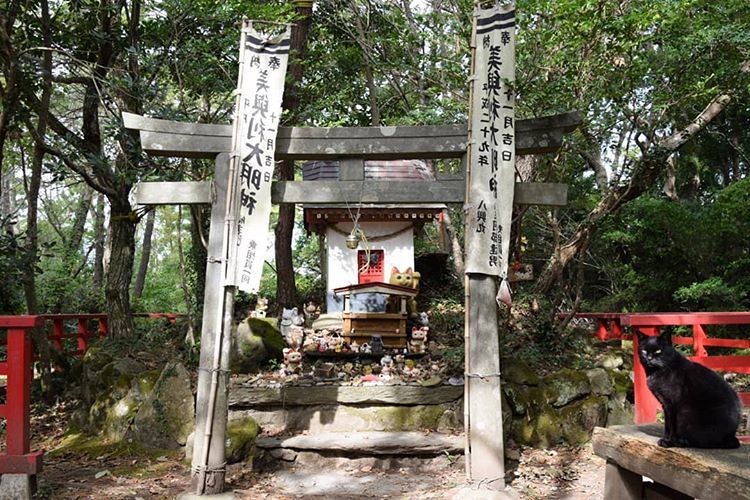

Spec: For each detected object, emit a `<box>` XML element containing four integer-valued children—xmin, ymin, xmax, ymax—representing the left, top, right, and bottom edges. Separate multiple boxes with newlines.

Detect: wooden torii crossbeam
<box><xmin>123</xmin><ymin>110</ymin><xmax>580</xmax><ymax>493</ymax></box>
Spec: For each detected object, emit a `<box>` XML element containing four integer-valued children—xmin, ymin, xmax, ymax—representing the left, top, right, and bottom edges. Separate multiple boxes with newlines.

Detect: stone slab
<box><xmin>256</xmin><ymin>431</ymin><xmax>464</xmax><ymax>455</ymax></box>
<box><xmin>592</xmin><ymin>424</ymin><xmax>750</xmax><ymax>499</ymax></box>
<box><xmin>228</xmin><ymin>384</ymin><xmax>463</xmax><ymax>407</ymax></box>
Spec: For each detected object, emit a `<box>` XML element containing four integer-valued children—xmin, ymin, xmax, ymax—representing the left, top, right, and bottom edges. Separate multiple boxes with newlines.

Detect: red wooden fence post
<box><xmin>0</xmin><ymin>315</ymin><xmax>43</xmax><ymax>475</ymax></box>
<box><xmin>98</xmin><ymin>316</ymin><xmax>108</xmax><ymax>340</ymax></box>
<box><xmin>633</xmin><ymin>326</ymin><xmax>660</xmax><ymax>424</ymax></box>
<box><xmin>692</xmin><ymin>324</ymin><xmax>708</xmax><ymax>358</ymax></box>
<box><xmin>6</xmin><ymin>326</ymin><xmax>32</xmax><ymax>457</ymax></box>
<box><xmin>50</xmin><ymin>318</ymin><xmax>64</xmax><ymax>351</ymax></box>
<box><xmin>76</xmin><ymin>318</ymin><xmax>89</xmax><ymax>354</ymax></box>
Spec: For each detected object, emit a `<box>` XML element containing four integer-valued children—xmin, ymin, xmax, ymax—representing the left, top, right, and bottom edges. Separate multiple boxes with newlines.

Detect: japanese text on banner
<box><xmin>466</xmin><ymin>3</ymin><xmax>516</xmax><ymax>281</ymax></box>
<box><xmin>232</xmin><ymin>24</ymin><xmax>289</xmax><ymax>292</ymax></box>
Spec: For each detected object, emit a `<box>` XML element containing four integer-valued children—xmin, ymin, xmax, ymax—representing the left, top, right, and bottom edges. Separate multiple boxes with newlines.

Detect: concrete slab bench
<box><xmin>592</xmin><ymin>424</ymin><xmax>750</xmax><ymax>500</ymax></box>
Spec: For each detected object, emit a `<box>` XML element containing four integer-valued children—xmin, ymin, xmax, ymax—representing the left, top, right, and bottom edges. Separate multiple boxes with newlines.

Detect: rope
<box><xmin>329</xmin><ymin>223</ymin><xmax>413</xmax><ymax>241</ymax></box>
<box><xmin>465</xmin><ymin>372</ymin><xmax>502</xmax><ymax>381</ymax></box>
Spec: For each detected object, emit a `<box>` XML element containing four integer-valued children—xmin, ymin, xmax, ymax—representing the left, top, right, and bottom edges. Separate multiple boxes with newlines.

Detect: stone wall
<box><xmin>502</xmin><ymin>359</ymin><xmax>634</xmax><ymax>447</ymax></box>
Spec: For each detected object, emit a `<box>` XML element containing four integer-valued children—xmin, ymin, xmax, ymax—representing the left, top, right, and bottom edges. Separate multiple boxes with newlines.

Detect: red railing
<box><xmin>40</xmin><ymin>313</ymin><xmax>182</xmax><ymax>356</ymax></box>
<box><xmin>0</xmin><ymin>312</ymin><xmax>183</xmax><ymax>477</ymax></box>
<box><xmin>569</xmin><ymin>312</ymin><xmax>750</xmax><ymax>436</ymax></box>
<box><xmin>0</xmin><ymin>315</ymin><xmax>44</xmax><ymax>475</ymax></box>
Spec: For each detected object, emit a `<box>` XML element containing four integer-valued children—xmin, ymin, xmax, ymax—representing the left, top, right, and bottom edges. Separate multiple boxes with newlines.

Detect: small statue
<box><xmin>380</xmin><ymin>354</ymin><xmax>394</xmax><ymax>379</ymax></box>
<box><xmin>304</xmin><ymin>301</ymin><xmax>321</xmax><ymax>325</ymax></box>
<box><xmin>370</xmin><ymin>334</ymin><xmax>385</xmax><ymax>354</ymax></box>
<box><xmin>409</xmin><ymin>326</ymin><xmax>428</xmax><ymax>354</ymax></box>
<box><xmin>250</xmin><ymin>297</ymin><xmax>269</xmax><ymax>318</ymax></box>
<box><xmin>350</xmin><ymin>340</ymin><xmax>360</xmax><ymax>353</ymax></box>
<box><xmin>419</xmin><ymin>311</ymin><xmax>430</xmax><ymax>327</ymax></box>
<box><xmin>282</xmin><ymin>347</ymin><xmax>303</xmax><ymax>375</ymax></box>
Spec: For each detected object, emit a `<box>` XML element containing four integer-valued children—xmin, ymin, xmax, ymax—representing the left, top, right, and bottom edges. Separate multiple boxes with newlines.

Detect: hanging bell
<box><xmin>345</xmin><ymin>231</ymin><xmax>360</xmax><ymax>249</ymax></box>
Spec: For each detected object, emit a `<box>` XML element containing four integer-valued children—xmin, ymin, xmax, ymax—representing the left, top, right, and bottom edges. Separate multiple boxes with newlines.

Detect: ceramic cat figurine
<box><xmin>637</xmin><ymin>330</ymin><xmax>741</xmax><ymax>449</ymax></box>
<box><xmin>386</xmin><ymin>266</ymin><xmax>420</xmax><ymax>317</ymax></box>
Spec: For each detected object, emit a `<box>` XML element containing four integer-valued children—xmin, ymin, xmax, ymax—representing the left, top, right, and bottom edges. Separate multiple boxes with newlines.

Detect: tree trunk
<box><xmin>67</xmin><ymin>185</ymin><xmax>93</xmax><ymax>254</ymax></box>
<box><xmin>92</xmin><ymin>192</ymin><xmax>106</xmax><ymax>293</ymax></box>
<box><xmin>442</xmin><ymin>208</ymin><xmax>465</xmax><ymax>276</ymax></box>
<box><xmin>133</xmin><ymin>208</ymin><xmax>155</xmax><ymax>298</ymax></box>
<box><xmin>275</xmin><ymin>1</ymin><xmax>313</xmax><ymax>308</ymax></box>
<box><xmin>26</xmin><ymin>0</ymin><xmax>54</xmax><ymax>402</ymax></box>
<box><xmin>0</xmin><ymin>1</ymin><xmax>23</xmax><ymax>194</ymax></box>
<box><xmin>177</xmin><ymin>206</ymin><xmax>196</xmax><ymax>346</ymax></box>
<box><xmin>105</xmin><ymin>199</ymin><xmax>136</xmax><ymax>338</ymax></box>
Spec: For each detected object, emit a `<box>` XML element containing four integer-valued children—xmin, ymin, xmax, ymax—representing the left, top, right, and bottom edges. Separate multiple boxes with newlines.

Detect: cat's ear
<box><xmin>391</xmin><ymin>266</ymin><xmax>399</xmax><ymax>274</ymax></box>
<box><xmin>658</xmin><ymin>329</ymin><xmax>672</xmax><ymax>345</ymax></box>
<box><xmin>636</xmin><ymin>330</ymin><xmax>648</xmax><ymax>343</ymax></box>
<box><xmin>405</xmin><ymin>267</ymin><xmax>413</xmax><ymax>274</ymax></box>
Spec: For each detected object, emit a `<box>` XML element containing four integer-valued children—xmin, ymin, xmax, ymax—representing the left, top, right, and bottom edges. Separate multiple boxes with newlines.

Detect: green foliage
<box><xmin>592</xmin><ymin>178</ymin><xmax>750</xmax><ymax>311</ymax></box>
<box><xmin>0</xmin><ymin>219</ymin><xmax>26</xmax><ymax>314</ymax></box>
<box><xmin>292</xmin><ymin>226</ymin><xmax>325</xmax><ymax>306</ymax></box>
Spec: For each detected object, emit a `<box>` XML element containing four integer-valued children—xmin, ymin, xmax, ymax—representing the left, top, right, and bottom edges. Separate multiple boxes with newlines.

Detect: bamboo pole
<box><xmin>462</xmin><ymin>5</ymin><xmax>480</xmax><ymax>481</ymax></box>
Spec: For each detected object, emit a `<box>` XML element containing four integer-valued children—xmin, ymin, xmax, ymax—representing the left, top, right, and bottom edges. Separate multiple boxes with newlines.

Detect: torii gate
<box><xmin>124</xmin><ymin>109</ymin><xmax>579</xmax><ymax>494</ymax></box>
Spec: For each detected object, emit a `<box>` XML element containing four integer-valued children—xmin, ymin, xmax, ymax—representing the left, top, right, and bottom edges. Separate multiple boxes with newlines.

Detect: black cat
<box><xmin>637</xmin><ymin>330</ymin><xmax>741</xmax><ymax>449</ymax></box>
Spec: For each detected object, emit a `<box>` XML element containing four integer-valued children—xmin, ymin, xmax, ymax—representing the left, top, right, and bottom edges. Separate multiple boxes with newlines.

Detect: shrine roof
<box><xmin>303</xmin><ymin>160</ymin><xmax>436</xmax><ymax>181</ymax></box>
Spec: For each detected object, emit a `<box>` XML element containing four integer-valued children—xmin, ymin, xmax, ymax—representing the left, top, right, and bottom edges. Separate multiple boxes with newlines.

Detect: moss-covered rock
<box><xmin>231</xmin><ymin>318</ymin><xmax>285</xmax><ymax>373</ymax></box>
<box><xmin>226</xmin><ymin>416</ymin><xmax>261</xmax><ymax>464</ymax></box>
<box><xmin>503</xmin><ymin>383</ymin><xmax>547</xmax><ymax>416</ymax></box>
<box><xmin>606</xmin><ymin>394</ymin><xmax>635</xmax><ymax>426</ymax></box>
<box><xmin>559</xmin><ymin>395</ymin><xmax>608</xmax><ymax>445</ymax></box>
<box><xmin>544</xmin><ymin>369</ymin><xmax>591</xmax><ymax>407</ymax></box>
<box><xmin>102</xmin><ymin>370</ymin><xmax>160</xmax><ymax>442</ymax></box>
<box><xmin>609</xmin><ymin>369</ymin><xmax>634</xmax><ymax>399</ymax></box>
<box><xmin>130</xmin><ymin>362</ymin><xmax>194</xmax><ymax>449</ymax></box>
<box><xmin>511</xmin><ymin>406</ymin><xmax>561</xmax><ymax>448</ymax></box>
<box><xmin>586</xmin><ymin>368</ymin><xmax>613</xmax><ymax>396</ymax></box>
<box><xmin>502</xmin><ymin>359</ymin><xmax>541</xmax><ymax>386</ymax></box>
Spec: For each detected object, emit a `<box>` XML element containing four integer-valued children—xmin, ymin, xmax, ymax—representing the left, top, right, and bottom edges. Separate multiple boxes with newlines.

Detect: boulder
<box><xmin>511</xmin><ymin>407</ymin><xmax>561</xmax><ymax>448</ymax></box>
<box><xmin>130</xmin><ymin>362</ymin><xmax>195</xmax><ymax>449</ymax></box>
<box><xmin>226</xmin><ymin>416</ymin><xmax>261</xmax><ymax>464</ymax></box>
<box><xmin>544</xmin><ymin>369</ymin><xmax>591</xmax><ymax>407</ymax></box>
<box><xmin>502</xmin><ymin>359</ymin><xmax>541</xmax><ymax>386</ymax></box>
<box><xmin>559</xmin><ymin>395</ymin><xmax>608</xmax><ymax>445</ymax></box>
<box><xmin>586</xmin><ymin>368</ymin><xmax>614</xmax><ymax>396</ymax></box>
<box><xmin>101</xmin><ymin>370</ymin><xmax>160</xmax><ymax>441</ymax></box>
<box><xmin>503</xmin><ymin>383</ymin><xmax>546</xmax><ymax>416</ymax></box>
<box><xmin>231</xmin><ymin>318</ymin><xmax>285</xmax><ymax>373</ymax></box>
<box><xmin>76</xmin><ymin>354</ymin><xmax>148</xmax><ymax>429</ymax></box>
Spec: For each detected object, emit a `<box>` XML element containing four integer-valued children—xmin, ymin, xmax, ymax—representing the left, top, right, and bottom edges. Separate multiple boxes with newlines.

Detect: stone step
<box><xmin>254</xmin><ymin>431</ymin><xmax>465</xmax><ymax>472</ymax></box>
<box><xmin>257</xmin><ymin>431</ymin><xmax>464</xmax><ymax>455</ymax></box>
<box><xmin>229</xmin><ymin>384</ymin><xmax>464</xmax><ymax>435</ymax></box>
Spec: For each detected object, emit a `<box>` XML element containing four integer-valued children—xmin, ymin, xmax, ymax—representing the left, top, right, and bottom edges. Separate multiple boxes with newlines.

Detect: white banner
<box><xmin>465</xmin><ymin>3</ymin><xmax>516</xmax><ymax>292</ymax></box>
<box><xmin>231</xmin><ymin>22</ymin><xmax>290</xmax><ymax>292</ymax></box>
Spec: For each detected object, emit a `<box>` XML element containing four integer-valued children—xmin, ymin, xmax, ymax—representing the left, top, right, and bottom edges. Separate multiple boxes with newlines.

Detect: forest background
<box><xmin>1</xmin><ymin>0</ymin><xmax>749</xmax><ymax>367</ymax></box>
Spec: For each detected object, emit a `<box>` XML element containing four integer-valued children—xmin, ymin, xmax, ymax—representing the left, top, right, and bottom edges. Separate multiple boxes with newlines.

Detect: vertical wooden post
<box><xmin>76</xmin><ymin>318</ymin><xmax>88</xmax><ymax>353</ymax></box>
<box><xmin>466</xmin><ymin>275</ymin><xmax>506</xmax><ymax>488</ymax></box>
<box><xmin>6</xmin><ymin>326</ymin><xmax>32</xmax><ymax>457</ymax></box>
<box><xmin>50</xmin><ymin>318</ymin><xmax>64</xmax><ymax>351</ymax></box>
<box><xmin>191</xmin><ymin>153</ymin><xmax>233</xmax><ymax>494</ymax></box>
<box><xmin>633</xmin><ymin>327</ymin><xmax>660</xmax><ymax>423</ymax></box>
<box><xmin>98</xmin><ymin>316</ymin><xmax>108</xmax><ymax>340</ymax></box>
<box><xmin>692</xmin><ymin>323</ymin><xmax>707</xmax><ymax>358</ymax></box>
<box><xmin>604</xmin><ymin>461</ymin><xmax>643</xmax><ymax>500</ymax></box>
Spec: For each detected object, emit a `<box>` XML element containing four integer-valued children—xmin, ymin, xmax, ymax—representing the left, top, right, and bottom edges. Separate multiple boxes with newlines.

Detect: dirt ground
<box><xmin>30</xmin><ymin>401</ymin><xmax>605</xmax><ymax>500</ymax></box>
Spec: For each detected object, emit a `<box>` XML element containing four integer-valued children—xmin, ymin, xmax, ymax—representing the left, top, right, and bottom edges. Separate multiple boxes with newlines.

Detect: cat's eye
<box><xmin>655</xmin><ymin>349</ymin><xmax>661</xmax><ymax>354</ymax></box>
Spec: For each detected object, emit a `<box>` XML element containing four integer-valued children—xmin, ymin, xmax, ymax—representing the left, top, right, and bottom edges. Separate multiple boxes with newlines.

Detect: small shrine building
<box><xmin>303</xmin><ymin>160</ymin><xmax>444</xmax><ymax>313</ymax></box>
